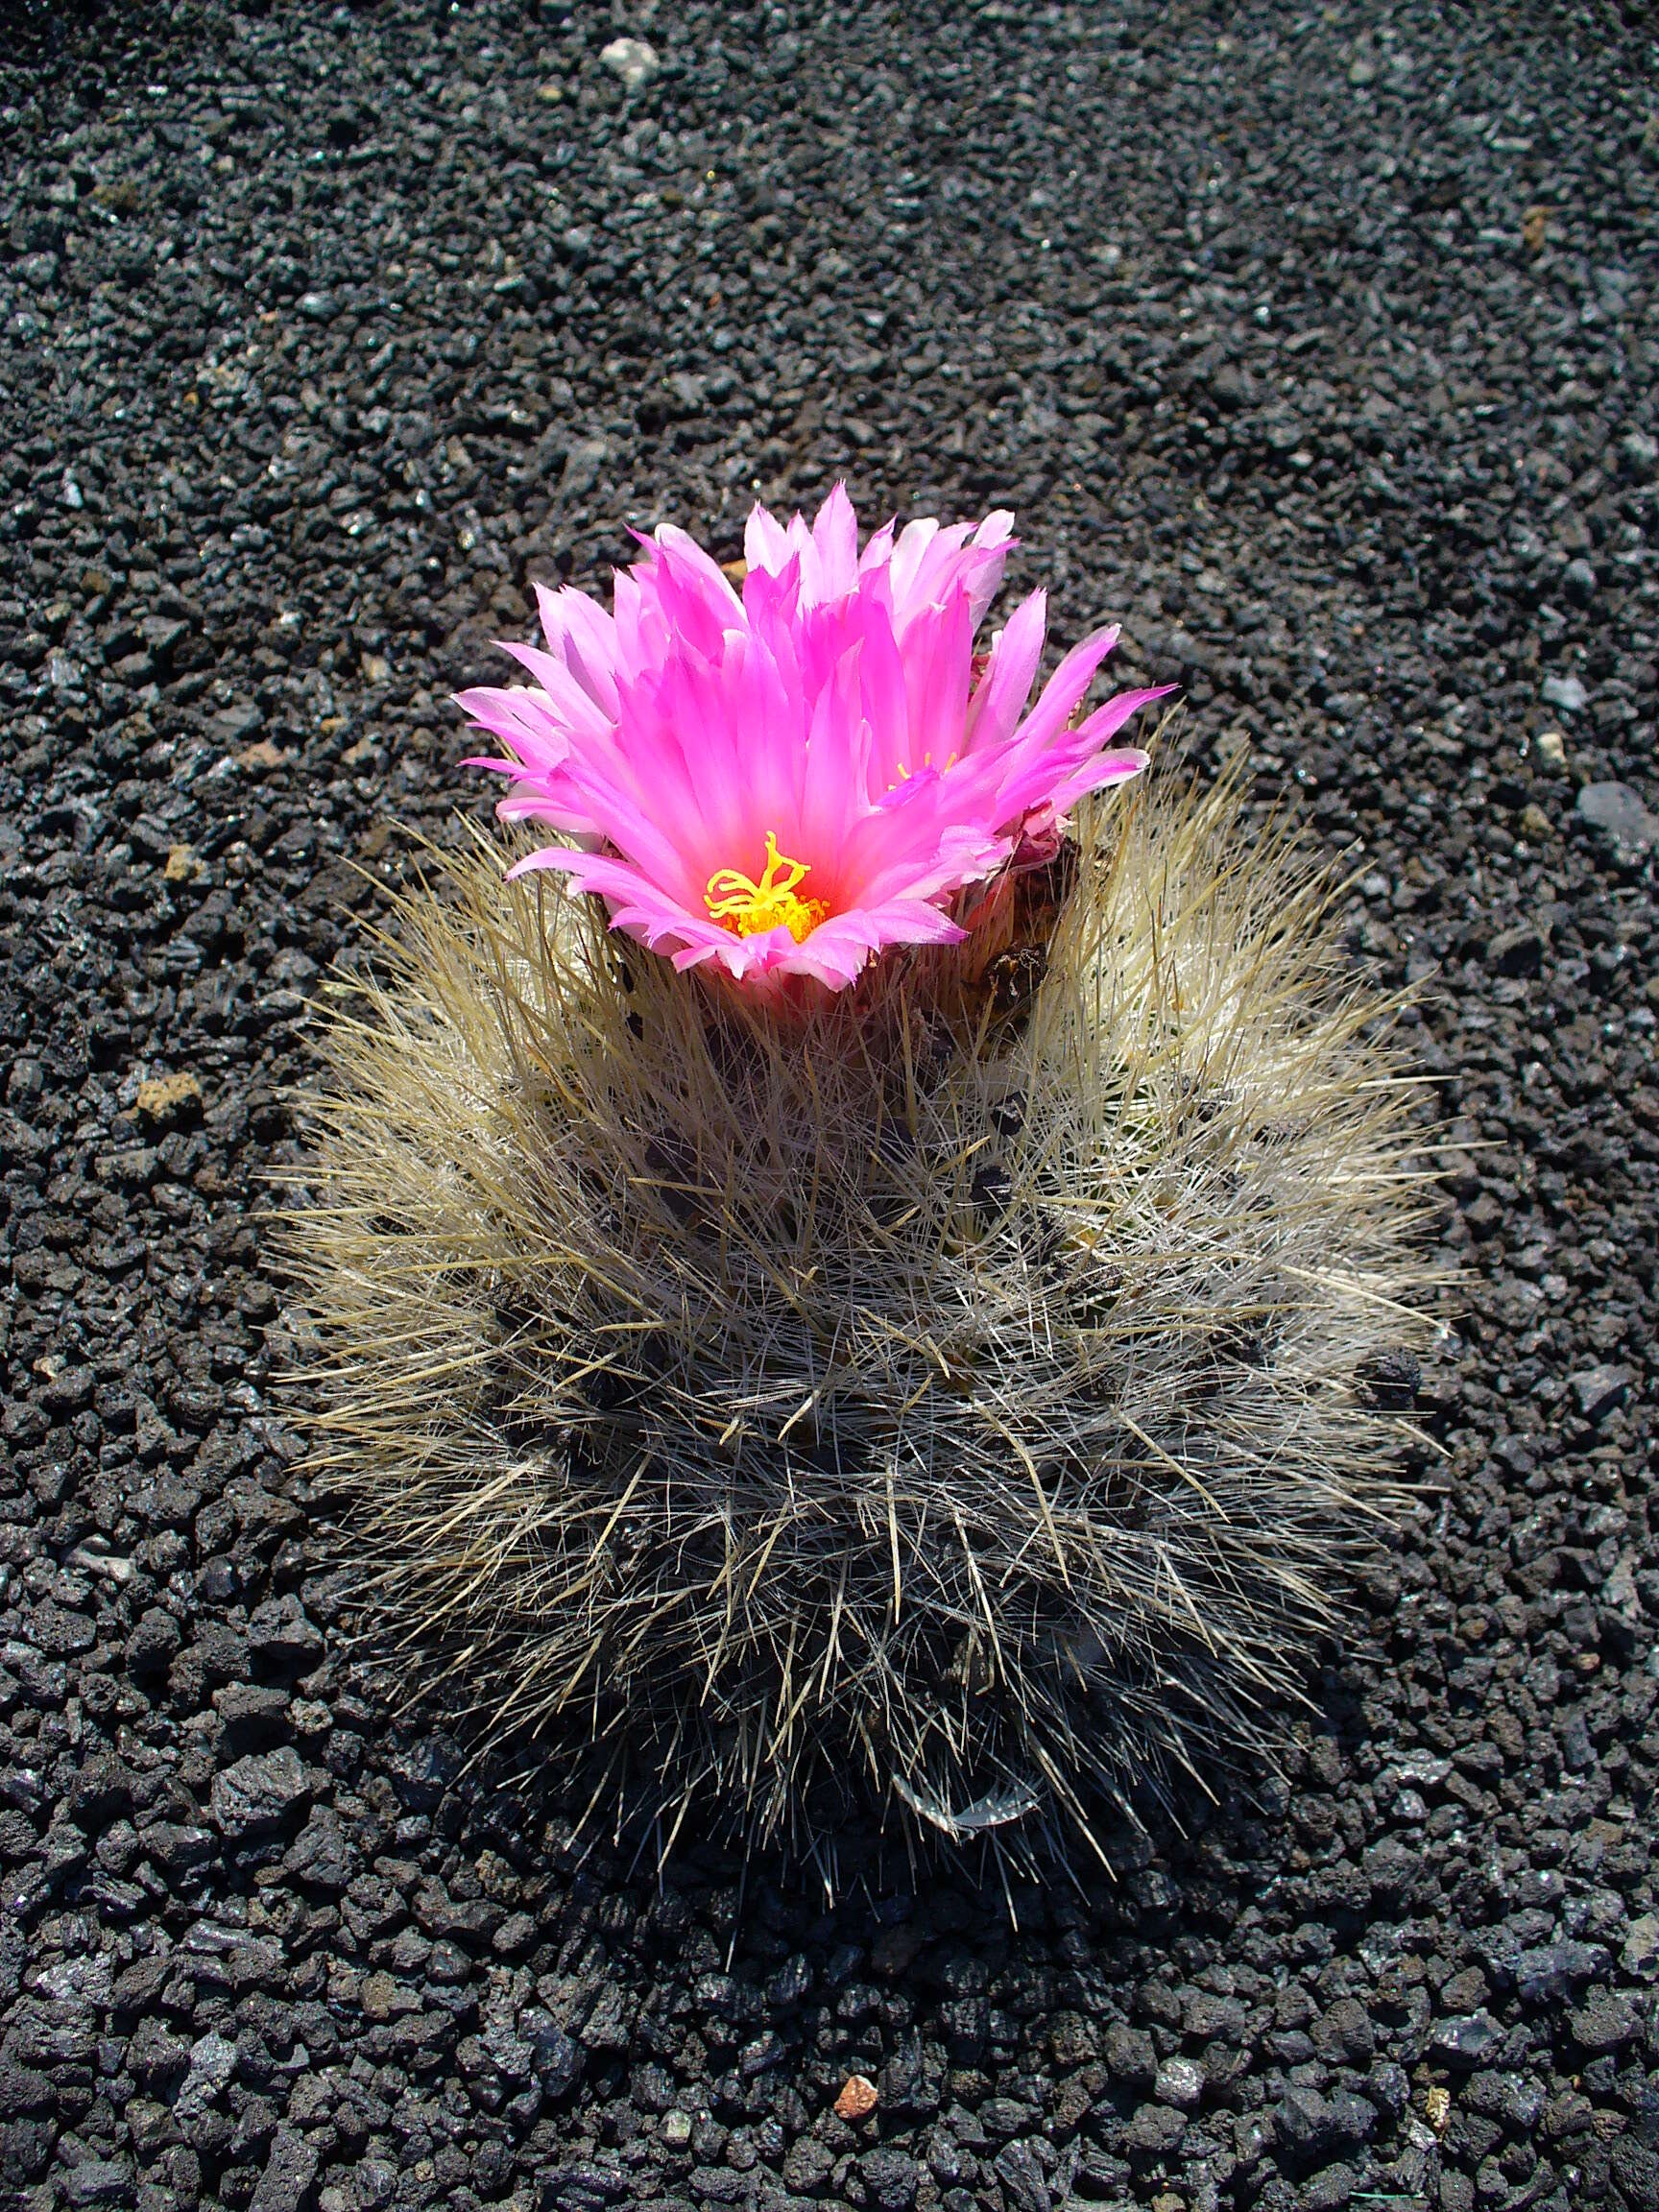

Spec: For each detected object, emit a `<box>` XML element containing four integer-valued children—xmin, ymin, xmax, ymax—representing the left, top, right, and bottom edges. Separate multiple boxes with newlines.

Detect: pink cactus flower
<box><xmin>459</xmin><ymin>485</ymin><xmax>1171</xmax><ymax>992</ymax></box>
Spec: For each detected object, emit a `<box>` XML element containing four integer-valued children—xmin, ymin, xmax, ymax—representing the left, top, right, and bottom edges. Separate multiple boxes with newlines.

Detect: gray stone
<box><xmin>129</xmin><ymin>2016</ymin><xmax>192</xmax><ymax>2091</ymax></box>
<box><xmin>142</xmin><ymin>1820</ymin><xmax>216</xmax><ymax>1874</ymax></box>
<box><xmin>1577</xmin><ymin>781</ymin><xmax>1658</xmax><ymax>855</ymax></box>
<box><xmin>281</xmin><ymin>1807</ymin><xmax>356</xmax><ymax>1891</ymax></box>
<box><xmin>782</xmin><ymin>2135</ymin><xmax>833</xmax><ymax>2192</ymax></box>
<box><xmin>1102</xmin><ymin>2020</ymin><xmax>1157</xmax><ymax>2088</ymax></box>
<box><xmin>1398</xmin><ymin>1751</ymin><xmax>1451</xmax><ymax>1787</ymax></box>
<box><xmin>132</xmin><ymin>1392</ymin><xmax>177</xmax><ymax>1465</ymax></box>
<box><xmin>1364</xmin><ymin>2060</ymin><xmax>1410</xmax><ymax>2119</ymax></box>
<box><xmin>1569</xmin><ymin>1364</ymin><xmax>1632</xmax><ymax>1423</ymax></box>
<box><xmin>492</xmin><ymin>1910</ymin><xmax>538</xmax><ymax>1958</ymax></box>
<box><xmin>767</xmin><ymin>1952</ymin><xmax>812</xmax><ymax>2007</ymax></box>
<box><xmin>126</xmin><ymin>1608</ymin><xmax>182</xmax><ymax>1675</ymax></box>
<box><xmin>542</xmin><ymin>2159</ymin><xmax>629</xmax><ymax>2212</ymax></box>
<box><xmin>1072</xmin><ymin>2144</ymin><xmax>1132</xmax><ymax>2198</ymax></box>
<box><xmin>386</xmin><ymin>1734</ymin><xmax>463</xmax><ymax>1810</ymax></box>
<box><xmin>519</xmin><ymin>2006</ymin><xmax>580</xmax><ymax>2096</ymax></box>
<box><xmin>1515</xmin><ymin>1939</ymin><xmax>1605</xmax><ymax>2003</ymax></box>
<box><xmin>876</xmin><ymin>2026</ymin><xmax>942</xmax><ymax>2114</ymax></box>
<box><xmin>354</xmin><ymin>2161</ymin><xmax>397</xmax><ymax>2211</ymax></box>
<box><xmin>559</xmin><ymin>435</ymin><xmax>610</xmax><ymax>500</ymax></box>
<box><xmin>175</xmin><ymin>2029</ymin><xmax>237</xmax><ymax>2121</ymax></box>
<box><xmin>1544</xmin><ymin>672</ymin><xmax>1588</xmax><ymax>713</ymax></box>
<box><xmin>1153</xmin><ymin>2056</ymin><xmax>1206</xmax><ymax>2107</ymax></box>
<box><xmin>1563</xmin><ymin>557</ymin><xmax>1599</xmax><ymax>605</ymax></box>
<box><xmin>26</xmin><ymin>1600</ymin><xmax>95</xmax><ymax>1655</ymax></box>
<box><xmin>215</xmin><ymin>1682</ymin><xmax>292</xmax><ymax>1743</ymax></box>
<box><xmin>1123</xmin><ymin>2102</ymin><xmax>1187</xmax><ymax>2154</ymax></box>
<box><xmin>1363</xmin><ymin>1834</ymin><xmax>1422</xmax><ymax>1900</ymax></box>
<box><xmin>1622</xmin><ymin>1913</ymin><xmax>1659</xmax><ymax>1978</ymax></box>
<box><xmin>1431</xmin><ymin>2010</ymin><xmax>1503</xmax><ymax>2064</ymax></box>
<box><xmin>738</xmin><ymin>2028</ymin><xmax>783</xmax><ymax>2077</ymax></box>
<box><xmin>1330</xmin><ymin>2089</ymin><xmax>1377</xmax><ymax>2150</ymax></box>
<box><xmin>1558</xmin><ymin>1708</ymin><xmax>1597</xmax><ymax>1773</ymax></box>
<box><xmin>991</xmin><ymin>2141</ymin><xmax>1048</xmax><ymax>2212</ymax></box>
<box><xmin>1463</xmin><ymin>2071</ymin><xmax>1545</xmax><ymax>2129</ymax></box>
<box><xmin>207</xmin><ymin>699</ymin><xmax>264</xmax><ymax>746</ymax></box>
<box><xmin>1303</xmin><ymin>2164</ymin><xmax>1357</xmax><ymax>2212</ymax></box>
<box><xmin>478</xmin><ymin>2008</ymin><xmax>536</xmax><ymax>2084</ymax></box>
<box><xmin>599</xmin><ymin>36</ymin><xmax>660</xmax><ymax>91</ymax></box>
<box><xmin>1570</xmin><ymin>1989</ymin><xmax>1646</xmax><ymax>2054</ymax></box>
<box><xmin>980</xmin><ymin>2097</ymin><xmax>1040</xmax><ymax>2139</ymax></box>
<box><xmin>1485</xmin><ymin>923</ymin><xmax>1548</xmax><ymax>976</ymax></box>
<box><xmin>209</xmin><ymin>1747</ymin><xmax>310</xmax><ymax>1841</ymax></box>
<box><xmin>1614</xmin><ymin>2137</ymin><xmax>1659</xmax><ymax>2209</ymax></box>
<box><xmin>1312</xmin><ymin>1996</ymin><xmax>1376</xmax><ymax>2063</ymax></box>
<box><xmin>139</xmin><ymin>613</ymin><xmax>188</xmax><ymax>657</ymax></box>
<box><xmin>1275</xmin><ymin>2082</ymin><xmax>1378</xmax><ymax>2160</ymax></box>
<box><xmin>247</xmin><ymin>1594</ymin><xmax>324</xmax><ymax>1669</ymax></box>
<box><xmin>1184</xmin><ymin>1990</ymin><xmax>1250</xmax><ymax>2041</ymax></box>
<box><xmin>250</xmin><ymin>2123</ymin><xmax>319</xmax><ymax>2212</ymax></box>
<box><xmin>860</xmin><ymin>2146</ymin><xmax>922</xmax><ymax>2212</ymax></box>
<box><xmin>1606</xmin><ymin>1552</ymin><xmax>1643</xmax><ymax>1615</ymax></box>
<box><xmin>1235</xmin><ymin>2111</ymin><xmax>1275</xmax><ymax>2167</ymax></box>
<box><xmin>62</xmin><ymin>2161</ymin><xmax>132</xmax><ymax>2207</ymax></box>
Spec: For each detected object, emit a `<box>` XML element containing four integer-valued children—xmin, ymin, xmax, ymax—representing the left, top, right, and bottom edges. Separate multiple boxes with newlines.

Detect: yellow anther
<box><xmin>706</xmin><ymin>830</ymin><xmax>829</xmax><ymax>944</ymax></box>
<box><xmin>886</xmin><ymin>750</ymin><xmax>958</xmax><ymax>793</ymax></box>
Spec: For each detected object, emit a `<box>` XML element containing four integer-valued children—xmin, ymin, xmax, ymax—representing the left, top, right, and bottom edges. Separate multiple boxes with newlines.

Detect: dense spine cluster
<box><xmin>289</xmin><ymin>774</ymin><xmax>1432</xmax><ymax>1858</ymax></box>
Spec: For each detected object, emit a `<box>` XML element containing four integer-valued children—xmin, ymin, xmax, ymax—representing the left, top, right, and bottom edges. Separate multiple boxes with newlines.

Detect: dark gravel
<box><xmin>4</xmin><ymin>4</ymin><xmax>1659</xmax><ymax>2211</ymax></box>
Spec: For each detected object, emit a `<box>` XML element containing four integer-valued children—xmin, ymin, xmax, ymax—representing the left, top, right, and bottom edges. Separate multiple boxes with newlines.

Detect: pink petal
<box><xmin>1017</xmin><ymin>623</ymin><xmax>1121</xmax><ymax>750</ymax></box>
<box><xmin>494</xmin><ymin>642</ymin><xmax>619</xmax><ymax>746</ymax></box>
<box><xmin>534</xmin><ymin>583</ymin><xmax>620</xmax><ymax>716</ymax></box>
<box><xmin>1046</xmin><ymin>747</ymin><xmax>1152</xmax><ymax>817</ymax></box>
<box><xmin>897</xmin><ymin>586</ymin><xmax>973</xmax><ymax>786</ymax></box>
<box><xmin>809</xmin><ymin>482</ymin><xmax>861</xmax><ymax>603</ymax></box>
<box><xmin>453</xmin><ymin>685</ymin><xmax>574</xmax><ymax>780</ymax></box>
<box><xmin>962</xmin><ymin>589</ymin><xmax>1047</xmax><ymax>755</ymax></box>
<box><xmin>744</xmin><ymin>500</ymin><xmax>793</xmax><ymax>574</ymax></box>
<box><xmin>858</xmin><ymin>516</ymin><xmax>898</xmax><ymax>573</ymax></box>
<box><xmin>886</xmin><ymin>516</ymin><xmax>944</xmax><ymax>618</ymax></box>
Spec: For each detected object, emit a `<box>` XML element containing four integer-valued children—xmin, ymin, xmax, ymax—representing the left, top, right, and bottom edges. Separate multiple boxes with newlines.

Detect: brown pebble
<box><xmin>236</xmin><ymin>738</ymin><xmax>291</xmax><ymax>771</ymax></box>
<box><xmin>834</xmin><ymin>2073</ymin><xmax>878</xmax><ymax>2120</ymax></box>
<box><xmin>134</xmin><ymin>1071</ymin><xmax>204</xmax><ymax>1123</ymax></box>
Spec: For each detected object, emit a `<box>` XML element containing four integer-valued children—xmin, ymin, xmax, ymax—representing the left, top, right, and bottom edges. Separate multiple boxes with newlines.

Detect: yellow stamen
<box><xmin>887</xmin><ymin>750</ymin><xmax>958</xmax><ymax>793</ymax></box>
<box><xmin>706</xmin><ymin>831</ymin><xmax>829</xmax><ymax>944</ymax></box>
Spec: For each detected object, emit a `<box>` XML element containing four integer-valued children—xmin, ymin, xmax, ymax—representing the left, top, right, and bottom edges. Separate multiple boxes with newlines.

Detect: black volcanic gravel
<box><xmin>4</xmin><ymin>5</ymin><xmax>1659</xmax><ymax>2211</ymax></box>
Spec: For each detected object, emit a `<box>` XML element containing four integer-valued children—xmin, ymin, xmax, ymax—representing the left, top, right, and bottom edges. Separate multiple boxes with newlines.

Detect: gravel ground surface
<box><xmin>5</xmin><ymin>3</ymin><xmax>1659</xmax><ymax>2210</ymax></box>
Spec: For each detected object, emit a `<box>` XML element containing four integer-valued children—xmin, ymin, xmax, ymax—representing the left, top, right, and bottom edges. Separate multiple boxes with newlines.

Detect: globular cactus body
<box><xmin>291</xmin><ymin>772</ymin><xmax>1432</xmax><ymax>1858</ymax></box>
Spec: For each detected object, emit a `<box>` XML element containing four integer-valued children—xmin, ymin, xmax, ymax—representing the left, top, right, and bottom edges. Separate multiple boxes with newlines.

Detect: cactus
<box><xmin>287</xmin><ymin>767</ymin><xmax>1432</xmax><ymax>1859</ymax></box>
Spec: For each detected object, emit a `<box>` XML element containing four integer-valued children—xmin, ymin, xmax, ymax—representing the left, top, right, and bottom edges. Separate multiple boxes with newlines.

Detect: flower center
<box><xmin>706</xmin><ymin>830</ymin><xmax>829</xmax><ymax>944</ymax></box>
